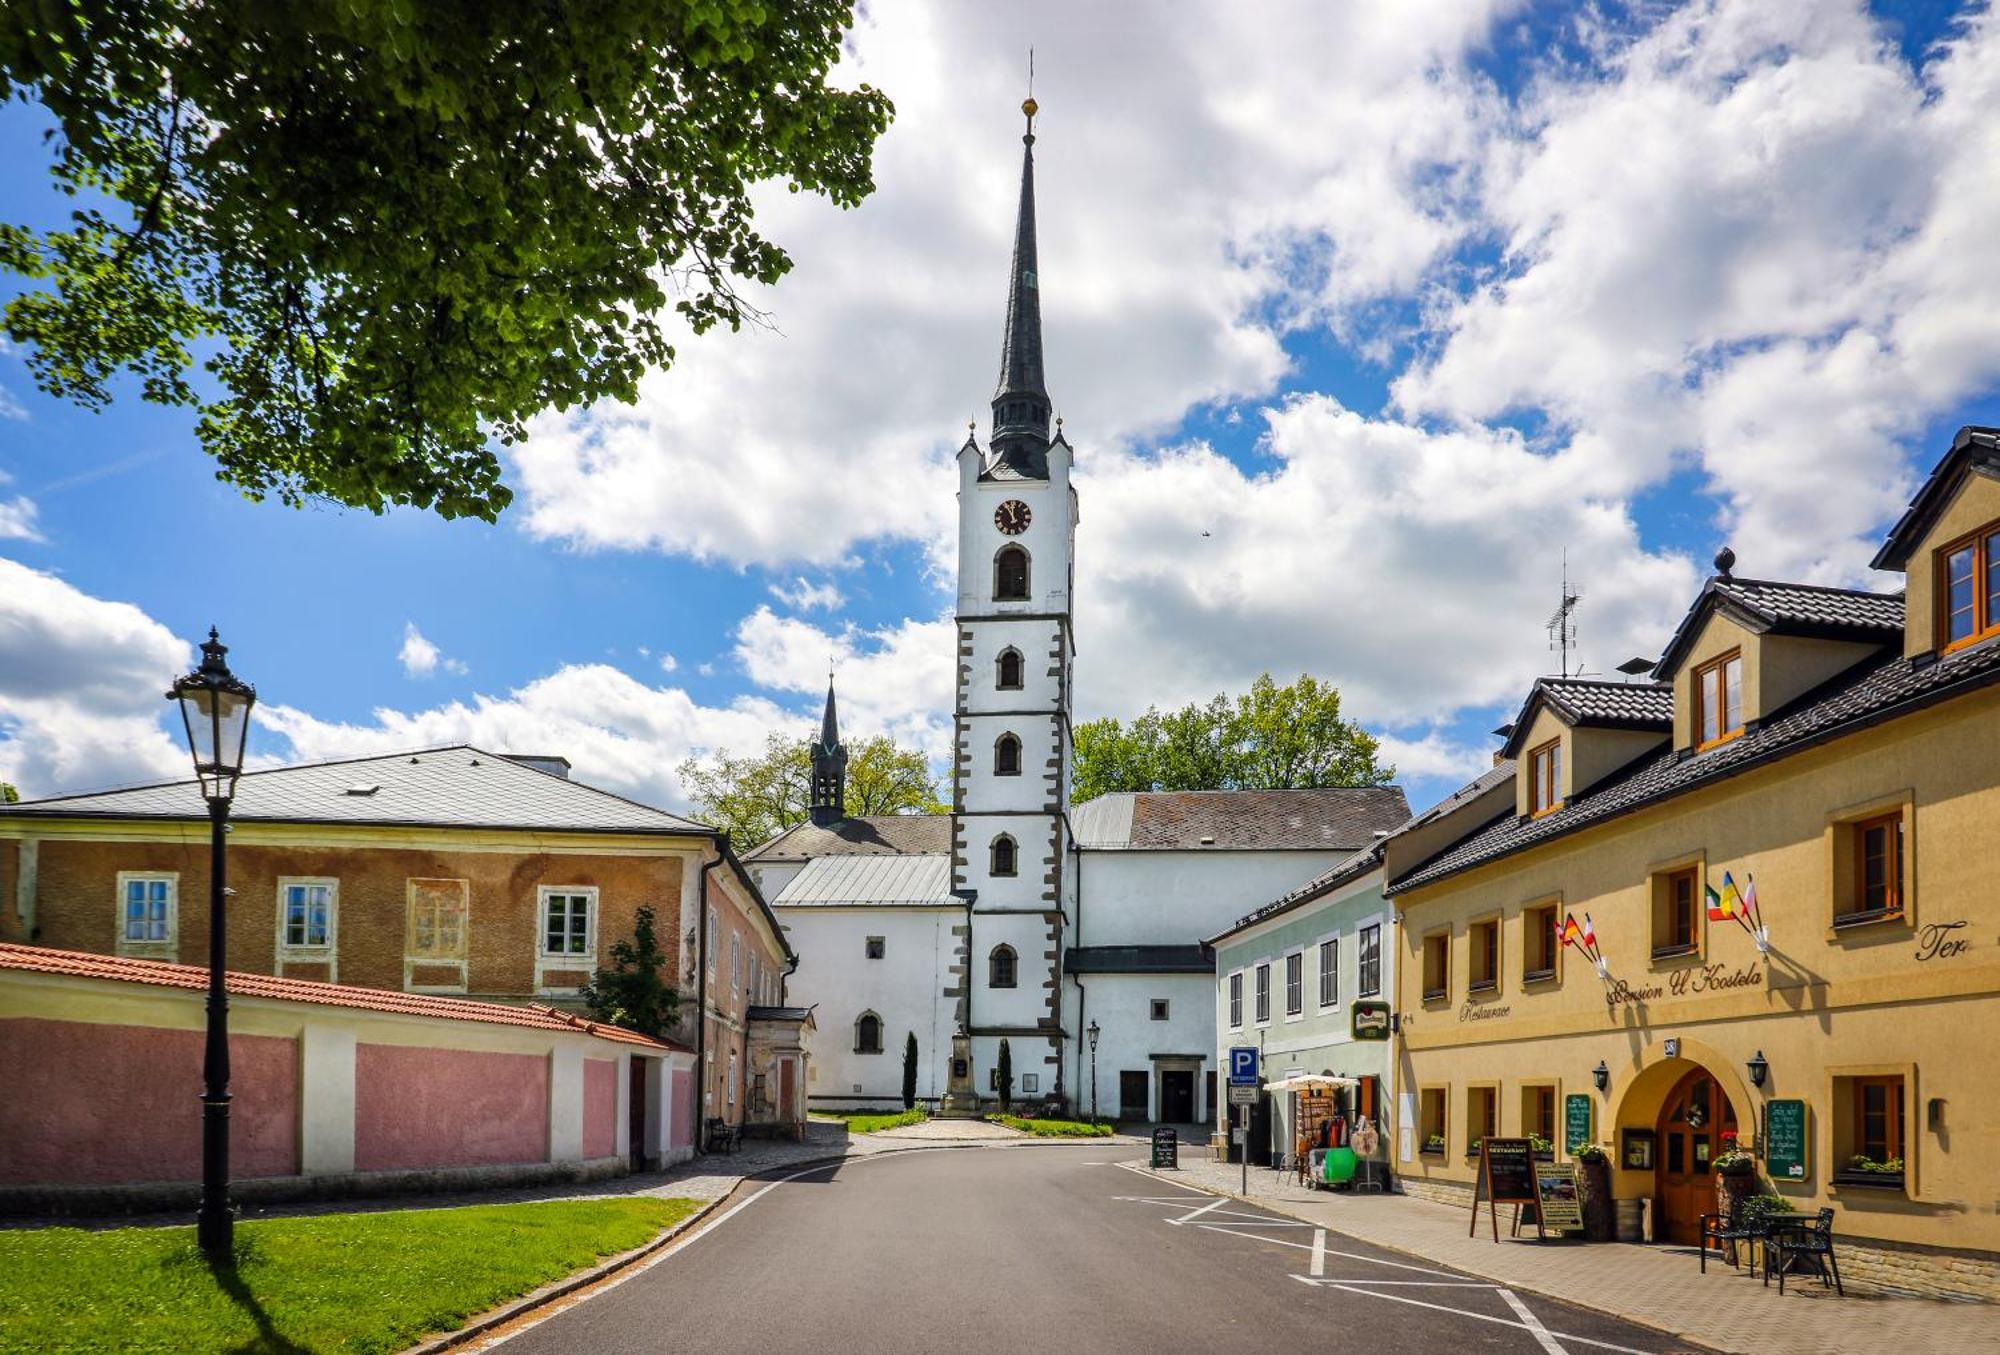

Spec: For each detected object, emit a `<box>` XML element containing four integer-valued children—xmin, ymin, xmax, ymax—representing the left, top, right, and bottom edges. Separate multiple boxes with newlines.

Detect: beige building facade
<box><xmin>1386</xmin><ymin>427</ymin><xmax>2000</xmax><ymax>1300</ymax></box>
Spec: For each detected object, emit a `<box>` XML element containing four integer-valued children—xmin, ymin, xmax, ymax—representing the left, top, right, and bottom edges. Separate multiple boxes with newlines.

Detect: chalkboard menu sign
<box><xmin>1469</xmin><ymin>1137</ymin><xmax>1537</xmax><ymax>1241</ymax></box>
<box><xmin>1764</xmin><ymin>1099</ymin><xmax>1808</xmax><ymax>1181</ymax></box>
<box><xmin>1151</xmin><ymin>1126</ymin><xmax>1179</xmax><ymax>1170</ymax></box>
<box><xmin>1564</xmin><ymin>1093</ymin><xmax>1593</xmax><ymax>1155</ymax></box>
<box><xmin>1532</xmin><ymin>1163</ymin><xmax>1585</xmax><ymax>1233</ymax></box>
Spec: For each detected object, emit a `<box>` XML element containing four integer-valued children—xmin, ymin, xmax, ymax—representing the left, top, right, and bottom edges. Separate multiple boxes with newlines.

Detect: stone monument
<box><xmin>938</xmin><ymin>1028</ymin><xmax>983</xmax><ymax>1119</ymax></box>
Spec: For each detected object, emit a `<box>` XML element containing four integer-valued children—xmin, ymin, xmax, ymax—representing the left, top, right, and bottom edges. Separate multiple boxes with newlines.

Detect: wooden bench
<box><xmin>704</xmin><ymin>1118</ymin><xmax>740</xmax><ymax>1154</ymax></box>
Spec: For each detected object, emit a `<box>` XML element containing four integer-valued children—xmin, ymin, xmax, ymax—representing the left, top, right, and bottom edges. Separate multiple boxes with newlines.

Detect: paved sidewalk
<box><xmin>1135</xmin><ymin>1156</ymin><xmax>1999</xmax><ymax>1355</ymax></box>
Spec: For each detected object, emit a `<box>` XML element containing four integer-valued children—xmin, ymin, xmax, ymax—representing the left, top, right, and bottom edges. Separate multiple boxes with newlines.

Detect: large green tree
<box><xmin>1072</xmin><ymin>673</ymin><xmax>1392</xmax><ymax>803</ymax></box>
<box><xmin>580</xmin><ymin>904</ymin><xmax>680</xmax><ymax>1040</ymax></box>
<box><xmin>0</xmin><ymin>2</ymin><xmax>892</xmax><ymax>519</ymax></box>
<box><xmin>677</xmin><ymin>730</ymin><xmax>944</xmax><ymax>847</ymax></box>
<box><xmin>0</xmin><ymin>783</ymin><xmax>18</xmax><ymax>804</ymax></box>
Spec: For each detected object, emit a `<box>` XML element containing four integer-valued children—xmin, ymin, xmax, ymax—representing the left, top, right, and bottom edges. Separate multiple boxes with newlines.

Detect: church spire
<box><xmin>990</xmin><ymin>95</ymin><xmax>1052</xmax><ymax>478</ymax></box>
<box><xmin>809</xmin><ymin>674</ymin><xmax>847</xmax><ymax>827</ymax></box>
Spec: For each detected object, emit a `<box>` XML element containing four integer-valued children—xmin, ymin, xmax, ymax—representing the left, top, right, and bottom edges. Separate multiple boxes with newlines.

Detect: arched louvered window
<box><xmin>995</xmin><ymin>733</ymin><xmax>1021</xmax><ymax>776</ymax></box>
<box><xmin>991</xmin><ymin>835</ymin><xmax>1018</xmax><ymax>877</ymax></box>
<box><xmin>855</xmin><ymin>1011</ymin><xmax>884</xmax><ymax>1054</ymax></box>
<box><xmin>990</xmin><ymin>945</ymin><xmax>1018</xmax><ymax>989</ymax></box>
<box><xmin>997</xmin><ymin>648</ymin><xmax>1024</xmax><ymax>690</ymax></box>
<box><xmin>995</xmin><ymin>545</ymin><xmax>1030</xmax><ymax>601</ymax></box>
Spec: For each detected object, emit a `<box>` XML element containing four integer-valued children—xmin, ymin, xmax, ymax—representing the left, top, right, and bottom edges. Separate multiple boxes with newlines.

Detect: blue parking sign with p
<box><xmin>1228</xmin><ymin>1046</ymin><xmax>1259</xmax><ymax>1085</ymax></box>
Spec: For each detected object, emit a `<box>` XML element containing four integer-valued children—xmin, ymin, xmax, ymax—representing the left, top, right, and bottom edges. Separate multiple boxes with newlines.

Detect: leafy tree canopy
<box><xmin>677</xmin><ymin>730</ymin><xmax>944</xmax><ymax>847</ymax></box>
<box><xmin>0</xmin><ymin>782</ymin><xmax>18</xmax><ymax>803</ymax></box>
<box><xmin>1072</xmin><ymin>673</ymin><xmax>1392</xmax><ymax>803</ymax></box>
<box><xmin>0</xmin><ymin>1</ymin><xmax>892</xmax><ymax>519</ymax></box>
<box><xmin>580</xmin><ymin>904</ymin><xmax>680</xmax><ymax>1040</ymax></box>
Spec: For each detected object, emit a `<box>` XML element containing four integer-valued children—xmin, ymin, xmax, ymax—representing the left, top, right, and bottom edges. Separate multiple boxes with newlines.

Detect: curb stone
<box><xmin>1128</xmin><ymin>1162</ymin><xmax>1714</xmax><ymax>1353</ymax></box>
<box><xmin>405</xmin><ymin>1135</ymin><xmax>1133</xmax><ymax>1352</ymax></box>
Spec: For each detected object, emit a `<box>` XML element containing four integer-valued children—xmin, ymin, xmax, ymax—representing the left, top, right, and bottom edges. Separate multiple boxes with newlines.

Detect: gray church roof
<box><xmin>0</xmin><ymin>745</ymin><xmax>706</xmax><ymax>836</ymax></box>
<box><xmin>745</xmin><ymin>813</ymin><xmax>953</xmax><ymax>862</ymax></box>
<box><xmin>768</xmin><ymin>854</ymin><xmax>956</xmax><ymax>908</ymax></box>
<box><xmin>1072</xmin><ymin>787</ymin><xmax>1410</xmax><ymax>852</ymax></box>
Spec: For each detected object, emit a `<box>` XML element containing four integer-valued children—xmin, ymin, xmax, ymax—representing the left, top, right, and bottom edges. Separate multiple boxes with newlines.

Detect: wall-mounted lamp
<box><xmin>1593</xmin><ymin>1060</ymin><xmax>1610</xmax><ymax>1093</ymax></box>
<box><xmin>1928</xmin><ymin>1097</ymin><xmax>1946</xmax><ymax>1134</ymax></box>
<box><xmin>1746</xmin><ymin>1050</ymin><xmax>1769</xmax><ymax>1089</ymax></box>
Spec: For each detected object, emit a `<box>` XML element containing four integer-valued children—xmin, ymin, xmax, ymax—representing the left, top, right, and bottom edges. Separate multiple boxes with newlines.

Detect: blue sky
<box><xmin>2</xmin><ymin>0</ymin><xmax>1996</xmax><ymax>819</ymax></box>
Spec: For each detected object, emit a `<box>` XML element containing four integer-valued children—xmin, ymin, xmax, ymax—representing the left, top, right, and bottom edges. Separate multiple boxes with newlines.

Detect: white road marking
<box><xmin>1291</xmin><ymin>1277</ymin><xmax>1499</xmax><ymax>1288</ymax></box>
<box><xmin>1310</xmin><ymin>1229</ymin><xmax>1325</xmax><ymax>1278</ymax></box>
<box><xmin>1501</xmin><ymin>1287</ymin><xmax>1570</xmax><ymax>1355</ymax></box>
<box><xmin>1319</xmin><ymin>1284</ymin><xmax>1654</xmax><ymax>1355</ymax></box>
<box><xmin>1169</xmin><ymin>1195</ymin><xmax>1230</xmax><ymax>1226</ymax></box>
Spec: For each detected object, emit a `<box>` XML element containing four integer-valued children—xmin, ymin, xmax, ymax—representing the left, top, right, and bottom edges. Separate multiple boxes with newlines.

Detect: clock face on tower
<box><xmin>995</xmin><ymin>500</ymin><xmax>1032</xmax><ymax>535</ymax></box>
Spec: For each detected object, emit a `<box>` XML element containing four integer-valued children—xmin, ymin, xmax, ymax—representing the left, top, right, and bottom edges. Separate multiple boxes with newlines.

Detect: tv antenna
<box><xmin>1547</xmin><ymin>553</ymin><xmax>1581</xmax><ymax>677</ymax></box>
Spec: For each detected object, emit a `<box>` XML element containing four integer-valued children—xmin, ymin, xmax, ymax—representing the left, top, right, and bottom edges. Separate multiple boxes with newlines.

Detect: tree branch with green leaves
<box><xmin>676</xmin><ymin>729</ymin><xmax>944</xmax><ymax>847</ymax></box>
<box><xmin>1072</xmin><ymin>673</ymin><xmax>1392</xmax><ymax>802</ymax></box>
<box><xmin>0</xmin><ymin>1</ymin><xmax>893</xmax><ymax>520</ymax></box>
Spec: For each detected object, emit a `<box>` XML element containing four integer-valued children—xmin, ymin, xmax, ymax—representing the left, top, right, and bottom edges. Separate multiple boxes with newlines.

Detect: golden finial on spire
<box><xmin>1023</xmin><ymin>49</ymin><xmax>1037</xmax><ymax>135</ymax></box>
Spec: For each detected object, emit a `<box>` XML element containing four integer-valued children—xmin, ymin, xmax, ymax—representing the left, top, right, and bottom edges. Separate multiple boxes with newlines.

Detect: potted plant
<box><xmin>1833</xmin><ymin>1154</ymin><xmax>1905</xmax><ymax>1188</ymax></box>
<box><xmin>1574</xmin><ymin>1142</ymin><xmax>1615</xmax><ymax>1242</ymax></box>
<box><xmin>1422</xmin><ymin>1133</ymin><xmax>1445</xmax><ymax>1155</ymax></box>
<box><xmin>1711</xmin><ymin>1139</ymin><xmax>1761</xmax><ymax>1263</ymax></box>
<box><xmin>1528</xmin><ymin>1133</ymin><xmax>1555</xmax><ymax>1163</ymax></box>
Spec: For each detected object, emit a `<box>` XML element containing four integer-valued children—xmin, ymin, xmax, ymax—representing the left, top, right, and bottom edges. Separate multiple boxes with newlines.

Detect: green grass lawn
<box><xmin>991</xmin><ymin>1114</ymin><xmax>1115</xmax><ymax>1138</ymax></box>
<box><xmin>810</xmin><ymin>1108</ymin><xmax>928</xmax><ymax>1133</ymax></box>
<box><xmin>0</xmin><ymin>1196</ymin><xmax>699</xmax><ymax>1354</ymax></box>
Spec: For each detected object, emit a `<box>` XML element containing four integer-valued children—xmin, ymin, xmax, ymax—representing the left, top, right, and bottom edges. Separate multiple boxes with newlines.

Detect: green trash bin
<box><xmin>1322</xmin><ymin>1145</ymin><xmax>1359</xmax><ymax>1185</ymax></box>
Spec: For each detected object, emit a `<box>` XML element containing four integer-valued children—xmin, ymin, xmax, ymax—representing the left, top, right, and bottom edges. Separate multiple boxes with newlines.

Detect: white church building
<box><xmin>746</xmin><ymin>100</ymin><xmax>1408</xmax><ymax>1122</ymax></box>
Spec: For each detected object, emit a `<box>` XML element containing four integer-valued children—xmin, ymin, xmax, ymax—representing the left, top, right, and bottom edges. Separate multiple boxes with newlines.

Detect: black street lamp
<box><xmin>168</xmin><ymin>629</ymin><xmax>255</xmax><ymax>1263</ymax></box>
<box><xmin>1086</xmin><ymin>1019</ymin><xmax>1101</xmax><ymax>1126</ymax></box>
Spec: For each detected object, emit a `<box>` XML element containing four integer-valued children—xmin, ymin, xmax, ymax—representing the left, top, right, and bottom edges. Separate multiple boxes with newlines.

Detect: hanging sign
<box><xmin>1351</xmin><ymin>1000</ymin><xmax>1392</xmax><ymax>1040</ymax></box>
<box><xmin>1531</xmin><ymin>1162</ymin><xmax>1585</xmax><ymax>1234</ymax></box>
<box><xmin>1469</xmin><ymin>1137</ymin><xmax>1538</xmax><ymax>1242</ymax></box>
<box><xmin>1563</xmin><ymin>1093</ymin><xmax>1594</xmax><ymax>1155</ymax></box>
<box><xmin>1764</xmin><ymin>1099</ymin><xmax>1809</xmax><ymax>1181</ymax></box>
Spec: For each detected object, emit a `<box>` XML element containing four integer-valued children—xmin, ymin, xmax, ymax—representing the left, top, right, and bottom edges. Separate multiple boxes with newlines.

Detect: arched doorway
<box><xmin>1654</xmin><ymin>1065</ymin><xmax>1737</xmax><ymax>1245</ymax></box>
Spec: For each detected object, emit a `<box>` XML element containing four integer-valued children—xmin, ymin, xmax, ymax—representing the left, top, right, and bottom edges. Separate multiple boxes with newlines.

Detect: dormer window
<box><xmin>1938</xmin><ymin>523</ymin><xmax>2000</xmax><ymax>651</ymax></box>
<box><xmin>1693</xmin><ymin>650</ymin><xmax>1744</xmax><ymax>749</ymax></box>
<box><xmin>1528</xmin><ymin>739</ymin><xmax>1562</xmax><ymax>816</ymax></box>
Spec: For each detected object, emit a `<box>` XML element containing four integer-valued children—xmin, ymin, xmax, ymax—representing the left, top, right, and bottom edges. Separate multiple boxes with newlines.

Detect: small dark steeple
<box><xmin>809</xmin><ymin>674</ymin><xmax>848</xmax><ymax>827</ymax></box>
<box><xmin>990</xmin><ymin>94</ymin><xmax>1052</xmax><ymax>478</ymax></box>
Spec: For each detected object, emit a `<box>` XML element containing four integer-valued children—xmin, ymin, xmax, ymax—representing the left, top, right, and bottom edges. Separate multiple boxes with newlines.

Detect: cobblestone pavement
<box><xmin>1137</xmin><ymin>1155</ymin><xmax>2000</xmax><ymax>1355</ymax></box>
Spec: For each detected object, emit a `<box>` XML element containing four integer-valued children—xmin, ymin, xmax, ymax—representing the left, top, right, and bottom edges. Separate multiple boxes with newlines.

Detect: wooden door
<box><xmin>1160</xmin><ymin>1070</ymin><xmax>1194</xmax><ymax>1123</ymax></box>
<box><xmin>628</xmin><ymin>1057</ymin><xmax>648</xmax><ymax>1171</ymax></box>
<box><xmin>1654</xmin><ymin>1067</ymin><xmax>1736</xmax><ymax>1245</ymax></box>
<box><xmin>778</xmin><ymin>1058</ymin><xmax>796</xmax><ymax>1123</ymax></box>
<box><xmin>1119</xmin><ymin>1070</ymin><xmax>1150</xmax><ymax>1121</ymax></box>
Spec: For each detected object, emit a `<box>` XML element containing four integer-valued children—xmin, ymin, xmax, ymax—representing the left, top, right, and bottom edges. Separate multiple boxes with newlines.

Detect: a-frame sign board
<box><xmin>1469</xmin><ymin>1136</ymin><xmax>1540</xmax><ymax>1241</ymax></box>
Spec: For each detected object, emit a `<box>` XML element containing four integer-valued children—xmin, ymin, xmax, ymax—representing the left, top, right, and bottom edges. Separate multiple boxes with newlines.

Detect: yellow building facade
<box><xmin>1385</xmin><ymin>427</ymin><xmax>2000</xmax><ymax>1300</ymax></box>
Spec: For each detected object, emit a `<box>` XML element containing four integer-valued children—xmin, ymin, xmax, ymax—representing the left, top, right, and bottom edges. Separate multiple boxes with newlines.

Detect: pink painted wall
<box><xmin>670</xmin><ymin>1067</ymin><xmax>695</xmax><ymax>1148</ymax></box>
<box><xmin>353</xmin><ymin>1043</ymin><xmax>549</xmax><ymax>1172</ymax></box>
<box><xmin>0</xmin><ymin>1018</ymin><xmax>297</xmax><ymax>1186</ymax></box>
<box><xmin>582</xmin><ymin>1057</ymin><xmax>618</xmax><ymax>1160</ymax></box>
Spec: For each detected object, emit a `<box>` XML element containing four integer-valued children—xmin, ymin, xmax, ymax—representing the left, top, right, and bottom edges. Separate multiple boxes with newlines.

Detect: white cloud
<box><xmin>658</xmin><ymin>652</ymin><xmax>679</xmax><ymax>674</ymax></box>
<box><xmin>730</xmin><ymin>605</ymin><xmax>955</xmax><ymax>758</ymax></box>
<box><xmin>509</xmin><ymin>1</ymin><xmax>1509</xmax><ymax>568</ymax></box>
<box><xmin>398</xmin><ymin>622</ymin><xmax>466</xmax><ymax>678</ymax></box>
<box><xmin>768</xmin><ymin>577</ymin><xmax>846</xmax><ymax>612</ymax></box>
<box><xmin>0</xmin><ymin>384</ymin><xmax>26</xmax><ymax>422</ymax></box>
<box><xmin>0</xmin><ymin>557</ymin><xmax>190</xmax><ymax>796</ymax></box>
<box><xmin>0</xmin><ymin>494</ymin><xmax>40</xmax><ymax>542</ymax></box>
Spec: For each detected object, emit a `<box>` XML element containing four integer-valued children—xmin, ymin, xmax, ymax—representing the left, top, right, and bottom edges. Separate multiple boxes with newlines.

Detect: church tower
<box><xmin>809</xmin><ymin>678</ymin><xmax>847</xmax><ymax>827</ymax></box>
<box><xmin>951</xmin><ymin>96</ymin><xmax>1078</xmax><ymax>1107</ymax></box>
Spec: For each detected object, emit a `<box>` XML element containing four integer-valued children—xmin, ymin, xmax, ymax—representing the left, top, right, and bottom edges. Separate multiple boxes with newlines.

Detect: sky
<box><xmin>2</xmin><ymin>0</ymin><xmax>1997</xmax><ymax>822</ymax></box>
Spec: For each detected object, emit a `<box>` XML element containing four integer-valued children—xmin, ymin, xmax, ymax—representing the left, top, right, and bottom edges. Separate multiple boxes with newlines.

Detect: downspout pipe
<box><xmin>696</xmin><ymin>843</ymin><xmax>727</xmax><ymax>1153</ymax></box>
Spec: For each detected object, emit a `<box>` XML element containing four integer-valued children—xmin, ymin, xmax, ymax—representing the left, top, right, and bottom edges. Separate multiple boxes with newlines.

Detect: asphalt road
<box><xmin>489</xmin><ymin>1145</ymin><xmax>1708</xmax><ymax>1355</ymax></box>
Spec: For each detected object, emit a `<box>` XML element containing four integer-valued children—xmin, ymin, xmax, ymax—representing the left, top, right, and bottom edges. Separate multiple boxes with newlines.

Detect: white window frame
<box><xmin>1358</xmin><ymin>919</ymin><xmax>1384</xmax><ymax>998</ymax></box>
<box><xmin>1227</xmin><ymin>969</ymin><xmax>1243</xmax><ymax>1029</ymax></box>
<box><xmin>1254</xmin><ymin>962</ymin><xmax>1272</xmax><ymax>1025</ymax></box>
<box><xmin>730</xmin><ymin>933</ymin><xmax>741</xmax><ymax>998</ymax></box>
<box><xmin>115</xmin><ymin>871</ymin><xmax>178</xmax><ymax>958</ymax></box>
<box><xmin>706</xmin><ymin>906</ymin><xmax>717</xmax><ymax>977</ymax></box>
<box><xmin>275</xmin><ymin>876</ymin><xmax>338</xmax><ymax>980</ymax></box>
<box><xmin>533</xmin><ymin>885</ymin><xmax>599</xmax><ymax>995</ymax></box>
<box><xmin>1022</xmin><ymin>1072</ymin><xmax>1039</xmax><ymax>1094</ymax></box>
<box><xmin>1284</xmin><ymin>949</ymin><xmax>1305</xmax><ymax>1020</ymax></box>
<box><xmin>727</xmin><ymin>1050</ymin><xmax>738</xmax><ymax>1107</ymax></box>
<box><xmin>1317</xmin><ymin>934</ymin><xmax>1338</xmax><ymax>1009</ymax></box>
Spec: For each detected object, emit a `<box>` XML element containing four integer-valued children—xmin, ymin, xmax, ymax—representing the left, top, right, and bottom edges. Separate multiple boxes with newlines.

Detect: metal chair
<box><xmin>1767</xmin><ymin>1207</ymin><xmax>1843</xmax><ymax>1296</ymax></box>
<box><xmin>1698</xmin><ymin>1193</ymin><xmax>1762</xmax><ymax>1273</ymax></box>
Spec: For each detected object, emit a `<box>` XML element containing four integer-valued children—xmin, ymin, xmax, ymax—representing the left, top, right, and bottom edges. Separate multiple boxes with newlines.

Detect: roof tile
<box><xmin>0</xmin><ymin>943</ymin><xmax>679</xmax><ymax>1049</ymax></box>
<box><xmin>746</xmin><ymin>814</ymin><xmax>953</xmax><ymax>861</ymax></box>
<box><xmin>1075</xmin><ymin>787</ymin><xmax>1410</xmax><ymax>851</ymax></box>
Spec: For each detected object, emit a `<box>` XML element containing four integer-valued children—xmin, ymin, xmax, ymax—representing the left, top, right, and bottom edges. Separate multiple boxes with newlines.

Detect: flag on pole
<box><xmin>1705</xmin><ymin>881</ymin><xmax>1732</xmax><ymax>922</ymax></box>
<box><xmin>1559</xmin><ymin>913</ymin><xmax>1585</xmax><ymax>950</ymax></box>
<box><xmin>1581</xmin><ymin>913</ymin><xmax>1597</xmax><ymax>952</ymax></box>
<box><xmin>1741</xmin><ymin>875</ymin><xmax>1761</xmax><ymax>928</ymax></box>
